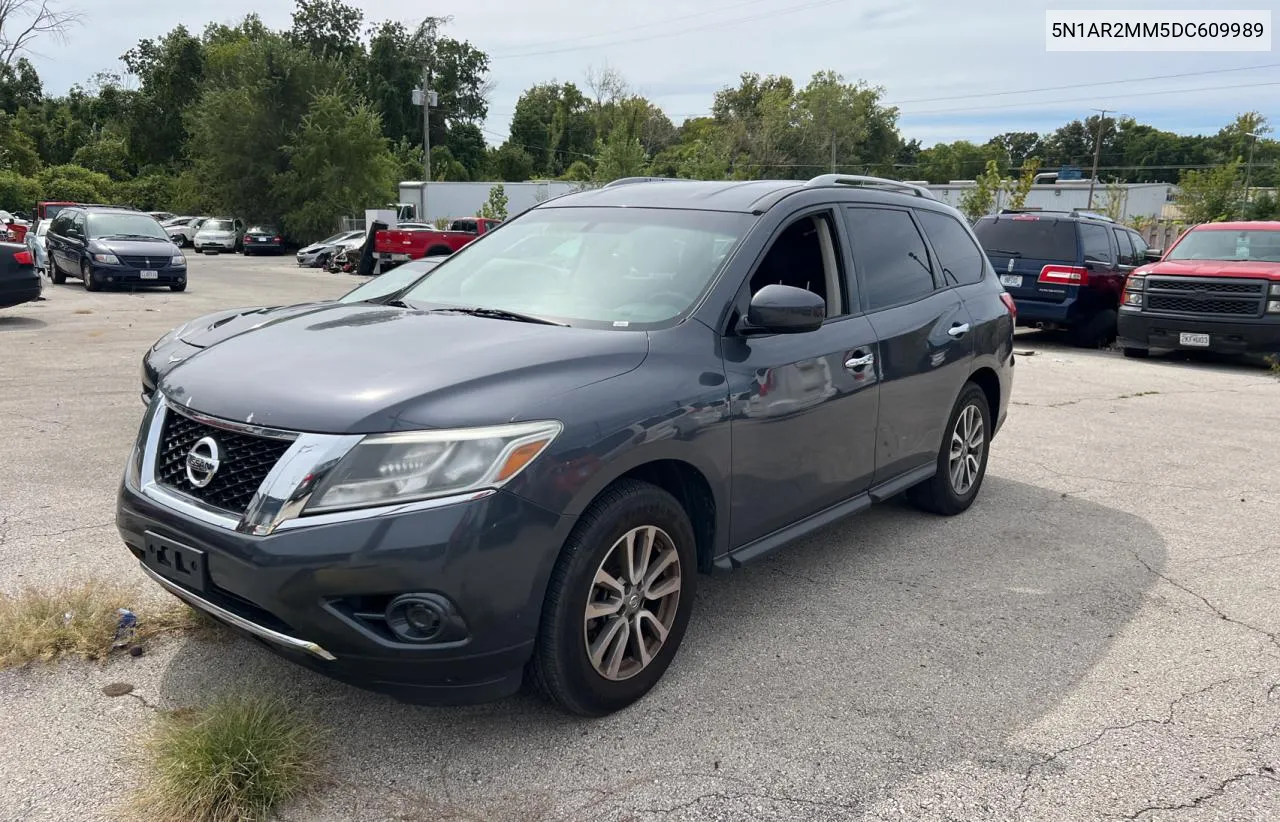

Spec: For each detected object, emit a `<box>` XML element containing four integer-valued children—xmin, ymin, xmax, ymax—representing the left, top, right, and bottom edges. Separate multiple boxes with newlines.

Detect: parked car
<box><xmin>296</xmin><ymin>230</ymin><xmax>364</xmax><ymax>268</ymax></box>
<box><xmin>972</xmin><ymin>209</ymin><xmax>1150</xmax><ymax>347</ymax></box>
<box><xmin>193</xmin><ymin>217</ymin><xmax>244</xmax><ymax>254</ymax></box>
<box><xmin>0</xmin><ymin>240</ymin><xmax>39</xmax><ymax>309</ymax></box>
<box><xmin>141</xmin><ymin>257</ymin><xmax>444</xmax><ymax>402</ymax></box>
<box><xmin>373</xmin><ymin>217</ymin><xmax>502</xmax><ymax>270</ymax></box>
<box><xmin>46</xmin><ymin>206</ymin><xmax>187</xmax><ymax>292</ymax></box>
<box><xmin>117</xmin><ymin>174</ymin><xmax>1013</xmax><ymax>716</ymax></box>
<box><xmin>1117</xmin><ymin>220</ymin><xmax>1280</xmax><ymax>359</ymax></box>
<box><xmin>25</xmin><ymin>218</ymin><xmax>50</xmax><ymax>276</ymax></box>
<box><xmin>149</xmin><ymin>211</ymin><xmax>176</xmax><ymax>223</ymax></box>
<box><xmin>242</xmin><ymin>224</ymin><xmax>285</xmax><ymax>256</ymax></box>
<box><xmin>164</xmin><ymin>216</ymin><xmax>207</xmax><ymax>247</ymax></box>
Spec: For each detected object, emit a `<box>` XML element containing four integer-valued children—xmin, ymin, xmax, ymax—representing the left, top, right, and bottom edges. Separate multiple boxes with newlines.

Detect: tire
<box><xmin>907</xmin><ymin>381</ymin><xmax>992</xmax><ymax>516</ymax></box>
<box><xmin>170</xmin><ymin>282</ymin><xmax>186</xmax><ymax>292</ymax></box>
<box><xmin>531</xmin><ymin>479</ymin><xmax>697</xmax><ymax>716</ymax></box>
<box><xmin>1066</xmin><ymin>308</ymin><xmax>1117</xmax><ymax>349</ymax></box>
<box><xmin>1122</xmin><ymin>347</ymin><xmax>1149</xmax><ymax>359</ymax></box>
<box><xmin>50</xmin><ymin>257</ymin><xmax>66</xmax><ymax>284</ymax></box>
<box><xmin>81</xmin><ymin>260</ymin><xmax>100</xmax><ymax>292</ymax></box>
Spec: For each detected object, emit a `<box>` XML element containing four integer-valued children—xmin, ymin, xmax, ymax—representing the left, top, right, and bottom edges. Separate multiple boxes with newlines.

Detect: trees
<box><xmin>1175</xmin><ymin>161</ymin><xmax>1242</xmax><ymax>224</ymax></box>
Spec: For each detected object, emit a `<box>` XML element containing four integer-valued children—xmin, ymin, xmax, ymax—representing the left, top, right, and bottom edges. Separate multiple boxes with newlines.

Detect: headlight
<box><xmin>171</xmin><ymin>254</ymin><xmax>186</xmax><ymax>266</ymax></box>
<box><xmin>304</xmin><ymin>420</ymin><xmax>563</xmax><ymax>514</ymax></box>
<box><xmin>93</xmin><ymin>252</ymin><xmax>119</xmax><ymax>264</ymax></box>
<box><xmin>1270</xmin><ymin>283</ymin><xmax>1280</xmax><ymax>296</ymax></box>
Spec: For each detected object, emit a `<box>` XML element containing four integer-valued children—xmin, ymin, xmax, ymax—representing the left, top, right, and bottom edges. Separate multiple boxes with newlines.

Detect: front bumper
<box><xmin>89</xmin><ymin>264</ymin><xmax>186</xmax><ymax>285</ymax></box>
<box><xmin>1117</xmin><ymin>308</ymin><xmax>1280</xmax><ymax>356</ymax></box>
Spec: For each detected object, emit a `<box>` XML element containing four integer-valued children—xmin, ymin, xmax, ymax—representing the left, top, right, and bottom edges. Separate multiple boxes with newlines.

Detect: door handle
<box><xmin>844</xmin><ymin>352</ymin><xmax>874</xmax><ymax>369</ymax></box>
<box><xmin>947</xmin><ymin>323</ymin><xmax>970</xmax><ymax>338</ymax></box>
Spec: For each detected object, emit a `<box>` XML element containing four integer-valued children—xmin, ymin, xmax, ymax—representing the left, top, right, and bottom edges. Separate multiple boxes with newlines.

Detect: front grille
<box><xmin>117</xmin><ymin>255</ymin><xmax>171</xmax><ymax>268</ymax></box>
<box><xmin>155</xmin><ymin>409</ymin><xmax>293</xmax><ymax>515</ymax></box>
<box><xmin>1144</xmin><ymin>277</ymin><xmax>1265</xmax><ymax>318</ymax></box>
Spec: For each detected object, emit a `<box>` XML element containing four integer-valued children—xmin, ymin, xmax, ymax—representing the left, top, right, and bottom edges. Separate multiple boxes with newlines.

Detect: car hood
<box><xmin>169</xmin><ymin>302</ymin><xmax>333</xmax><ymax>349</ymax></box>
<box><xmin>1141</xmin><ymin>259</ymin><xmax>1280</xmax><ymax>279</ymax></box>
<box><xmin>91</xmin><ymin>238</ymin><xmax>179</xmax><ymax>256</ymax></box>
<box><xmin>160</xmin><ymin>303</ymin><xmax>650</xmax><ymax>434</ymax></box>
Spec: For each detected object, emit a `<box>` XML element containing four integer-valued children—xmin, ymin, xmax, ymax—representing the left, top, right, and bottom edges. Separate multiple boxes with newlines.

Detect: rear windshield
<box><xmin>205</xmin><ymin>219</ymin><xmax>234</xmax><ymax>231</ymax></box>
<box><xmin>248</xmin><ymin>226</ymin><xmax>277</xmax><ymax>234</ymax></box>
<box><xmin>1166</xmin><ymin>228</ymin><xmax>1280</xmax><ymax>262</ymax></box>
<box><xmin>973</xmin><ymin>217</ymin><xmax>1079</xmax><ymax>260</ymax></box>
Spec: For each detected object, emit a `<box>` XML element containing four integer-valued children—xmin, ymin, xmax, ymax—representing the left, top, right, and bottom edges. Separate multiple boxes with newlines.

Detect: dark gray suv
<box><xmin>116</xmin><ymin>175</ymin><xmax>1015</xmax><ymax>716</ymax></box>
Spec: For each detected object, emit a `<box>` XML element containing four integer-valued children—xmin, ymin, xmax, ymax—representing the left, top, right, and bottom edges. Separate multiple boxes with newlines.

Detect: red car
<box><xmin>373</xmin><ymin>217</ymin><xmax>502</xmax><ymax>270</ymax></box>
<box><xmin>1117</xmin><ymin>220</ymin><xmax>1280</xmax><ymax>359</ymax></box>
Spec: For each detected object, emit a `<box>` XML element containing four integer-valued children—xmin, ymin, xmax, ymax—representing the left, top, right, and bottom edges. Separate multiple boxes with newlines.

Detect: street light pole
<box><xmin>1086</xmin><ymin>109</ymin><xmax>1110</xmax><ymax>210</ymax></box>
<box><xmin>1240</xmin><ymin>131</ymin><xmax>1258</xmax><ymax>220</ymax></box>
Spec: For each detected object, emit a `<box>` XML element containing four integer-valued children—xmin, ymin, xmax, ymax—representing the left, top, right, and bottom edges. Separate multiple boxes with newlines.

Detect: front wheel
<box><xmin>531</xmin><ymin>479</ymin><xmax>696</xmax><ymax>716</ymax></box>
<box><xmin>81</xmin><ymin>260</ymin><xmax>100</xmax><ymax>292</ymax></box>
<box><xmin>907</xmin><ymin>382</ymin><xmax>992</xmax><ymax>516</ymax></box>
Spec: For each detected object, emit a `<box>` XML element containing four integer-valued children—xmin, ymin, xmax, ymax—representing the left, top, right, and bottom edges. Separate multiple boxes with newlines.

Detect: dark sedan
<box><xmin>0</xmin><ymin>241</ymin><xmax>39</xmax><ymax>309</ymax></box>
<box><xmin>243</xmin><ymin>225</ymin><xmax>284</xmax><ymax>256</ymax></box>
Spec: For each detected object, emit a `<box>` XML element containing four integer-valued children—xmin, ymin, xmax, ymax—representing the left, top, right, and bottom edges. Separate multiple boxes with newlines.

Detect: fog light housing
<box><xmin>1267</xmin><ymin>300</ymin><xmax>1280</xmax><ymax>314</ymax></box>
<box><xmin>385</xmin><ymin>594</ymin><xmax>448</xmax><ymax>642</ymax></box>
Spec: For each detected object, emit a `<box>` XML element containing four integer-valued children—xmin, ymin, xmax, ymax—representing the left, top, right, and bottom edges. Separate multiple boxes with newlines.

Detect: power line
<box><xmin>901</xmin><ymin>80</ymin><xmax>1280</xmax><ymax>117</ymax></box>
<box><xmin>489</xmin><ymin>0</ymin><xmax>849</xmax><ymax>59</ymax></box>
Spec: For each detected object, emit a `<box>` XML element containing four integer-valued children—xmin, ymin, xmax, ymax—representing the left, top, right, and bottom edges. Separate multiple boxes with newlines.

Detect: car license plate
<box><xmin>391</xmin><ymin>253</ymin><xmax>409</xmax><ymax>261</ymax></box>
<box><xmin>1179</xmin><ymin>332</ymin><xmax>1210</xmax><ymax>347</ymax></box>
<box><xmin>999</xmin><ymin>274</ymin><xmax>1022</xmax><ymax>288</ymax></box>
<box><xmin>142</xmin><ymin>532</ymin><xmax>207</xmax><ymax>593</ymax></box>
<box><xmin>140</xmin><ymin>270</ymin><xmax>158</xmax><ymax>280</ymax></box>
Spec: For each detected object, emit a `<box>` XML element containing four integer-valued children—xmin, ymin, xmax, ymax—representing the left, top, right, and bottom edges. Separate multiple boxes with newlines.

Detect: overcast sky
<box><xmin>23</xmin><ymin>0</ymin><xmax>1280</xmax><ymax>150</ymax></box>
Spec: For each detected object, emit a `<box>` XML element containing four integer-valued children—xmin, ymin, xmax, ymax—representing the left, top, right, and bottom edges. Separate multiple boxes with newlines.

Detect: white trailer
<box><xmin>398</xmin><ymin>180</ymin><xmax>584</xmax><ymax>223</ymax></box>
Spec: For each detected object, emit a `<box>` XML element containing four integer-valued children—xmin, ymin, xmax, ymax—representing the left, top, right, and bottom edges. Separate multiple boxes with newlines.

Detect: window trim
<box><xmin>844</xmin><ymin>204</ymin><xmax>940</xmax><ymax>314</ymax></box>
<box><xmin>914</xmin><ymin>207</ymin><xmax>989</xmax><ymax>289</ymax></box>
<box><xmin>727</xmin><ymin>205</ymin><xmax>853</xmax><ymax>335</ymax></box>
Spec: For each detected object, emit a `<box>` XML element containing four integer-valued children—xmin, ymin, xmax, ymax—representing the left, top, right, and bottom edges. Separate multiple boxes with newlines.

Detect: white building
<box><xmin>917</xmin><ymin>180</ymin><xmax>1177</xmax><ymax>221</ymax></box>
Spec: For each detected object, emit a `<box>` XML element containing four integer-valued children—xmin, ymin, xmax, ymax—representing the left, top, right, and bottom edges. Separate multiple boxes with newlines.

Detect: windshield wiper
<box><xmin>428</xmin><ymin>306</ymin><xmax>567</xmax><ymax>326</ymax></box>
<box><xmin>984</xmin><ymin>249</ymin><xmax>1023</xmax><ymax>257</ymax></box>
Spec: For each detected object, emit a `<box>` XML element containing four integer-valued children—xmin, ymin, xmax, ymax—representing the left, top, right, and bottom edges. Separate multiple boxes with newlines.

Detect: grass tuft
<box><xmin>0</xmin><ymin>582</ymin><xmax>211</xmax><ymax>669</ymax></box>
<box><xmin>131</xmin><ymin>695</ymin><xmax>326</xmax><ymax>822</ymax></box>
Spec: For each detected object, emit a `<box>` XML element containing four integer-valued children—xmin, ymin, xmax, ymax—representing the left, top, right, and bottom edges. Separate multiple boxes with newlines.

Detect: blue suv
<box><xmin>118</xmin><ymin>175</ymin><xmax>1015</xmax><ymax>716</ymax></box>
<box><xmin>973</xmin><ymin>209</ymin><xmax>1155</xmax><ymax>347</ymax></box>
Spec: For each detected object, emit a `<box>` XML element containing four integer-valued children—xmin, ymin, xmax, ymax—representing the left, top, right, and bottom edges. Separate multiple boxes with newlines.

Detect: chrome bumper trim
<box><xmin>139</xmin><ymin>563</ymin><xmax>337</xmax><ymax>661</ymax></box>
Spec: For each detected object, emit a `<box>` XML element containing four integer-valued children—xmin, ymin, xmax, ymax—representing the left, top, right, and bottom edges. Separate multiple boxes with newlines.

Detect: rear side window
<box><xmin>917</xmin><ymin>210</ymin><xmax>986</xmax><ymax>286</ymax></box>
<box><xmin>972</xmin><ymin>217</ymin><xmax>1078</xmax><ymax>261</ymax></box>
<box><xmin>844</xmin><ymin>207</ymin><xmax>936</xmax><ymax>310</ymax></box>
<box><xmin>1079</xmin><ymin>223</ymin><xmax>1113</xmax><ymax>264</ymax></box>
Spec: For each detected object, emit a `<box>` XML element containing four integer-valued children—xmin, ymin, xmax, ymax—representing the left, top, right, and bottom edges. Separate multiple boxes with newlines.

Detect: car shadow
<box><xmin>0</xmin><ymin>315</ymin><xmax>46</xmax><ymax>330</ymax></box>
<box><xmin>1016</xmin><ymin>329</ymin><xmax>1275</xmax><ymax>375</ymax></box>
<box><xmin>152</xmin><ymin>476</ymin><xmax>1164</xmax><ymax>817</ymax></box>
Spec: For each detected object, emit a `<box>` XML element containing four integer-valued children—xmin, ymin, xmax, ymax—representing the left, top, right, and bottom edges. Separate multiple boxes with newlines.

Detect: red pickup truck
<box><xmin>374</xmin><ymin>217</ymin><xmax>502</xmax><ymax>270</ymax></box>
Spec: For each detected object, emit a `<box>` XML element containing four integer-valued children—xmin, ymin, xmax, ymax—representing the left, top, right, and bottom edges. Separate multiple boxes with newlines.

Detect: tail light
<box><xmin>999</xmin><ymin>292</ymin><xmax>1017</xmax><ymax>318</ymax></box>
<box><xmin>13</xmin><ymin>249</ymin><xmax>32</xmax><ymax>265</ymax></box>
<box><xmin>1038</xmin><ymin>265</ymin><xmax>1089</xmax><ymax>286</ymax></box>
<box><xmin>274</xmin><ymin>236</ymin><xmax>281</xmax><ymax>242</ymax></box>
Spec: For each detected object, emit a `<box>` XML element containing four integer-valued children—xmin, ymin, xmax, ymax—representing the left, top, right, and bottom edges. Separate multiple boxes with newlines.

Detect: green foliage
<box><xmin>0</xmin><ymin>170</ymin><xmax>42</xmax><ymax>212</ymax></box>
<box><xmin>274</xmin><ymin>89</ymin><xmax>397</xmax><ymax>242</ymax></box>
<box><xmin>1004</xmin><ymin>158</ymin><xmax>1041</xmax><ymax>210</ymax></box>
<box><xmin>959</xmin><ymin>160</ymin><xmax>1004</xmax><ymax>221</ymax></box>
<box><xmin>594</xmin><ymin>123</ymin><xmax>646</xmax><ymax>182</ymax></box>
<box><xmin>36</xmin><ymin>164</ymin><xmax>114</xmax><ymax>204</ymax></box>
<box><xmin>489</xmin><ymin>143</ymin><xmax>534</xmax><ymax>182</ymax></box>
<box><xmin>1244</xmin><ymin>191</ymin><xmax>1280</xmax><ymax>221</ymax></box>
<box><xmin>477</xmin><ymin>184</ymin><xmax>507</xmax><ymax>220</ymax></box>
<box><xmin>71</xmin><ymin>137</ymin><xmax>131</xmax><ymax>180</ymax></box>
<box><xmin>117</xmin><ymin>173</ymin><xmax>178</xmax><ymax>211</ymax></box>
<box><xmin>1176</xmin><ymin>161</ymin><xmax>1242</xmax><ymax>224</ymax></box>
<box><xmin>430</xmin><ymin>145</ymin><xmax>468</xmax><ymax>181</ymax></box>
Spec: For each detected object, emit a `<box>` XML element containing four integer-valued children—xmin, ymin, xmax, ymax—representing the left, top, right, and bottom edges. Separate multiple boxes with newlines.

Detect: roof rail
<box><xmin>1069</xmin><ymin>209</ymin><xmax>1115</xmax><ymax>222</ymax></box>
<box><xmin>804</xmin><ymin>174</ymin><xmax>937</xmax><ymax>200</ymax></box>
<box><xmin>997</xmin><ymin>207</ymin><xmax>1116</xmax><ymax>223</ymax></box>
<box><xmin>602</xmin><ymin>176</ymin><xmax>683</xmax><ymax>188</ymax></box>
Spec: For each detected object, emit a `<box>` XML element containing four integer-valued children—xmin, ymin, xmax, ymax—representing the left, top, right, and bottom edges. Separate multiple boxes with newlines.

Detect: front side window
<box><xmin>917</xmin><ymin>210</ymin><xmax>987</xmax><ymax>286</ymax></box>
<box><xmin>747</xmin><ymin>211</ymin><xmax>846</xmax><ymax>317</ymax></box>
<box><xmin>86</xmin><ymin>212</ymin><xmax>169</xmax><ymax>241</ymax></box>
<box><xmin>845</xmin><ymin>207</ymin><xmax>936</xmax><ymax>310</ymax></box>
<box><xmin>400</xmin><ymin>206</ymin><xmax>753</xmax><ymax>329</ymax></box>
<box><xmin>1165</xmin><ymin>228</ymin><xmax>1280</xmax><ymax>262</ymax></box>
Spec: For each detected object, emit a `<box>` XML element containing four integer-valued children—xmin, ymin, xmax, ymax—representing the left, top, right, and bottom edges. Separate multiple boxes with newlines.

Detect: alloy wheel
<box><xmin>583</xmin><ymin>525</ymin><xmax>682</xmax><ymax>681</ymax></box>
<box><xmin>948</xmin><ymin>404</ymin><xmax>985</xmax><ymax>495</ymax></box>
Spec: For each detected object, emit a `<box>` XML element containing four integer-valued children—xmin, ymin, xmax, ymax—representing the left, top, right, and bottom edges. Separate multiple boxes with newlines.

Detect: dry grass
<box><xmin>0</xmin><ymin>582</ymin><xmax>210</xmax><ymax>669</ymax></box>
<box><xmin>129</xmin><ymin>695</ymin><xmax>326</xmax><ymax>822</ymax></box>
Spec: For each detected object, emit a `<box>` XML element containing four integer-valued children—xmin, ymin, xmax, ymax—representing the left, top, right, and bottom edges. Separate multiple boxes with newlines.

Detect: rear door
<box><xmin>973</xmin><ymin>215</ymin><xmax>1080</xmax><ymax>306</ymax></box>
<box><xmin>844</xmin><ymin>205</ymin><xmax>975</xmax><ymax>484</ymax></box>
<box><xmin>1079</xmin><ymin>222</ymin><xmax>1124</xmax><ymax>307</ymax></box>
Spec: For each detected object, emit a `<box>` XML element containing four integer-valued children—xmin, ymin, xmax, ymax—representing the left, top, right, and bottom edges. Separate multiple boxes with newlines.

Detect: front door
<box><xmin>724</xmin><ymin>209</ymin><xmax>880</xmax><ymax>548</ymax></box>
<box><xmin>842</xmin><ymin>205</ymin><xmax>975</xmax><ymax>484</ymax></box>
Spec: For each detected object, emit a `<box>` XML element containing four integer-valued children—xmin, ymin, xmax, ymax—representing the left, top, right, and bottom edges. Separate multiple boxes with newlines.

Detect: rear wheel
<box><xmin>907</xmin><ymin>382</ymin><xmax>991</xmax><ymax>516</ymax></box>
<box><xmin>50</xmin><ymin>257</ymin><xmax>66</xmax><ymax>284</ymax></box>
<box><xmin>1066</xmin><ymin>308</ymin><xmax>1117</xmax><ymax>349</ymax></box>
<box><xmin>531</xmin><ymin>479</ymin><xmax>696</xmax><ymax>716</ymax></box>
<box><xmin>1122</xmin><ymin>347</ymin><xmax>1149</xmax><ymax>359</ymax></box>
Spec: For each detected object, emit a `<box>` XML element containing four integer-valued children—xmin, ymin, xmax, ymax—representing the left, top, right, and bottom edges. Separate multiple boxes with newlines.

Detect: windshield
<box><xmin>248</xmin><ymin>225</ymin><xmax>277</xmax><ymax>234</ymax></box>
<box><xmin>399</xmin><ymin>206</ymin><xmax>752</xmax><ymax>328</ymax></box>
<box><xmin>1166</xmin><ymin>228</ymin><xmax>1280</xmax><ymax>263</ymax></box>
<box><xmin>973</xmin><ymin>216</ymin><xmax>1079</xmax><ymax>260</ymax></box>
<box><xmin>340</xmin><ymin>259</ymin><xmax>442</xmax><ymax>304</ymax></box>
<box><xmin>86</xmin><ymin>212</ymin><xmax>169</xmax><ymax>241</ymax></box>
<box><xmin>204</xmin><ymin>219</ymin><xmax>234</xmax><ymax>232</ymax></box>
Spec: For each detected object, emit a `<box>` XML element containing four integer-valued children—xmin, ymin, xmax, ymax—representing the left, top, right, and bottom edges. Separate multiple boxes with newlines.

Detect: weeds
<box><xmin>0</xmin><ymin>582</ymin><xmax>210</xmax><ymax>669</ymax></box>
<box><xmin>130</xmin><ymin>695</ymin><xmax>326</xmax><ymax>822</ymax></box>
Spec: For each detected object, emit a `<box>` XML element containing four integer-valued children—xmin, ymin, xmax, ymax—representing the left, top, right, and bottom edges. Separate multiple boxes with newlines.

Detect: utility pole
<box><xmin>412</xmin><ymin>68</ymin><xmax>436</xmax><ymax>220</ymax></box>
<box><xmin>1086</xmin><ymin>108</ymin><xmax>1110</xmax><ymax>210</ymax></box>
<box><xmin>1240</xmin><ymin>131</ymin><xmax>1258</xmax><ymax>219</ymax></box>
<box><xmin>830</xmin><ymin>130</ymin><xmax>837</xmax><ymax>173</ymax></box>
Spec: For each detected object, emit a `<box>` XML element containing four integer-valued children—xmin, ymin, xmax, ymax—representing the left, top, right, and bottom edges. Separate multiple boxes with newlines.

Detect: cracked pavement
<box><xmin>1</xmin><ymin>260</ymin><xmax>1278</xmax><ymax>821</ymax></box>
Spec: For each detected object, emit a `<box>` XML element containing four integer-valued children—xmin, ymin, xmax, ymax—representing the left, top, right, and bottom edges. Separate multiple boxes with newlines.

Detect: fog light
<box><xmin>385</xmin><ymin>594</ymin><xmax>447</xmax><ymax>642</ymax></box>
<box><xmin>1267</xmin><ymin>300</ymin><xmax>1280</xmax><ymax>313</ymax></box>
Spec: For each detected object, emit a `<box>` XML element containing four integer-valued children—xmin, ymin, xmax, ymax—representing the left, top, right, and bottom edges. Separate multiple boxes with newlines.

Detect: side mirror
<box><xmin>740</xmin><ymin>284</ymin><xmax>825</xmax><ymax>335</ymax></box>
<box><xmin>1144</xmin><ymin>248</ymin><xmax>1163</xmax><ymax>262</ymax></box>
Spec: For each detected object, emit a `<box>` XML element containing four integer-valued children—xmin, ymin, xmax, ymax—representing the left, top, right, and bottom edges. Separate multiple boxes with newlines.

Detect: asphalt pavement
<box><xmin>0</xmin><ymin>254</ymin><xmax>1276</xmax><ymax>821</ymax></box>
